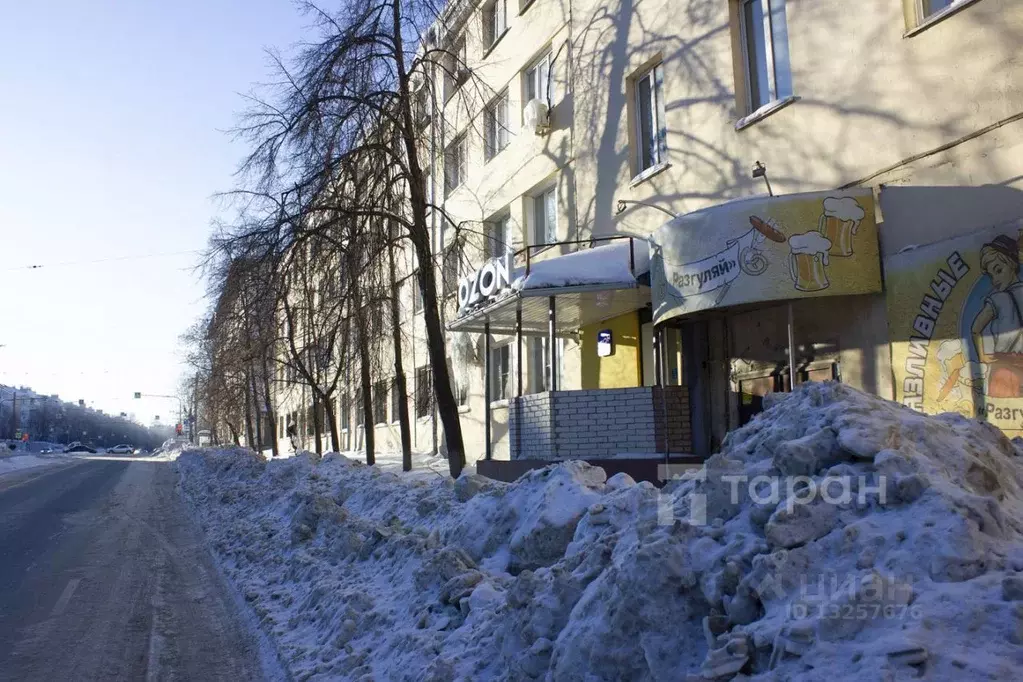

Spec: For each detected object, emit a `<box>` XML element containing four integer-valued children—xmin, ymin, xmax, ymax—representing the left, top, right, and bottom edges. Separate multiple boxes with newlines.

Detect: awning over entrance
<box><xmin>649</xmin><ymin>188</ymin><xmax>882</xmax><ymax>326</ymax></box>
<box><xmin>449</xmin><ymin>238</ymin><xmax>651</xmax><ymax>336</ymax></box>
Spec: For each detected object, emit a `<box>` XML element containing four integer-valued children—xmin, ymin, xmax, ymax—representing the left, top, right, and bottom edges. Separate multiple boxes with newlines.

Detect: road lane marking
<box><xmin>50</xmin><ymin>578</ymin><xmax>81</xmax><ymax>616</ymax></box>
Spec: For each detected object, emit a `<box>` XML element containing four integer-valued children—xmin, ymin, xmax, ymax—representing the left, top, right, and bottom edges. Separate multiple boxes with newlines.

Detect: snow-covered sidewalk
<box><xmin>178</xmin><ymin>383</ymin><xmax>1023</xmax><ymax>681</ymax></box>
<box><xmin>0</xmin><ymin>453</ymin><xmax>71</xmax><ymax>477</ymax></box>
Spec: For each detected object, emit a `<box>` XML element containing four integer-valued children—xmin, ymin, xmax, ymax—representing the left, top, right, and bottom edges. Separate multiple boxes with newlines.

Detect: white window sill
<box><xmin>734</xmin><ymin>95</ymin><xmax>799</xmax><ymax>131</ymax></box>
<box><xmin>904</xmin><ymin>0</ymin><xmax>982</xmax><ymax>37</ymax></box>
<box><xmin>489</xmin><ymin>398</ymin><xmax>509</xmax><ymax>409</ymax></box>
<box><xmin>629</xmin><ymin>161</ymin><xmax>671</xmax><ymax>188</ymax></box>
<box><xmin>458</xmin><ymin>405</ymin><xmax>471</xmax><ymax>414</ymax></box>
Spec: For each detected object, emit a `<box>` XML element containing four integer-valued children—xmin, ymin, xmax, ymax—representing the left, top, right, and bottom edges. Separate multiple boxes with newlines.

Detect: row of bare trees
<box><xmin>187</xmin><ymin>0</ymin><xmax>501</xmax><ymax>477</ymax></box>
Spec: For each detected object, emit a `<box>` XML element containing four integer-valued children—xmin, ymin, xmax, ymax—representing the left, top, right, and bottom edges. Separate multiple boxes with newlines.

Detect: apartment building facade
<box><xmin>277</xmin><ymin>0</ymin><xmax>1023</xmax><ymax>465</ymax></box>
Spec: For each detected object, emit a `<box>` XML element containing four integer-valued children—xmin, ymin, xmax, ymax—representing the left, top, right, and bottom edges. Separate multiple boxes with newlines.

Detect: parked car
<box><xmin>107</xmin><ymin>444</ymin><xmax>134</xmax><ymax>455</ymax></box>
<box><xmin>64</xmin><ymin>442</ymin><xmax>97</xmax><ymax>454</ymax></box>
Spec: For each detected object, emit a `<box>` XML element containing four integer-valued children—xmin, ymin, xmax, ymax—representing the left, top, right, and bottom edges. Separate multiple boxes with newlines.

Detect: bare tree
<box><xmin>227</xmin><ymin>0</ymin><xmax>506</xmax><ymax>477</ymax></box>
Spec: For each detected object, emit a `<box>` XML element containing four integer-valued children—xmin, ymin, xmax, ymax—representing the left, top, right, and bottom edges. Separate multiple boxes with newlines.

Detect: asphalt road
<box><xmin>0</xmin><ymin>459</ymin><xmax>273</xmax><ymax>681</ymax></box>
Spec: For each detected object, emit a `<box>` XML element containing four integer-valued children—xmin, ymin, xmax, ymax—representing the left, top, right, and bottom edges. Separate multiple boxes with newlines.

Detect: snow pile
<box><xmin>513</xmin><ymin>240</ymin><xmax>650</xmax><ymax>291</ymax></box>
<box><xmin>178</xmin><ymin>383</ymin><xmax>1023</xmax><ymax>681</ymax></box>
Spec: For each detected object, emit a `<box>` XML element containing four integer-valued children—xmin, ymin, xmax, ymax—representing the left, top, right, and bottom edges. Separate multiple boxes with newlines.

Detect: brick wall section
<box><xmin>509</xmin><ymin>386</ymin><xmax>692</xmax><ymax>460</ymax></box>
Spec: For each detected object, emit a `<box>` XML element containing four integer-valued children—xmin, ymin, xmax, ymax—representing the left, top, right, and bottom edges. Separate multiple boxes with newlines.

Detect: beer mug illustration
<box><xmin>817</xmin><ymin>197</ymin><xmax>865</xmax><ymax>257</ymax></box>
<box><xmin>788</xmin><ymin>232</ymin><xmax>832</xmax><ymax>292</ymax></box>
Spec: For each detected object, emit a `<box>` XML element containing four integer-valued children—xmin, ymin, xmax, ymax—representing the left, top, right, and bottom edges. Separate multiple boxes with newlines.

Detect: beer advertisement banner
<box><xmin>887</xmin><ymin>219</ymin><xmax>1023</xmax><ymax>436</ymax></box>
<box><xmin>650</xmin><ymin>189</ymin><xmax>882</xmax><ymax>325</ymax></box>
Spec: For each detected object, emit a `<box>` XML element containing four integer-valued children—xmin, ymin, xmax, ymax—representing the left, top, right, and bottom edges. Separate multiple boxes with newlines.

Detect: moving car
<box><xmin>108</xmin><ymin>444</ymin><xmax>134</xmax><ymax>455</ymax></box>
<box><xmin>64</xmin><ymin>442</ymin><xmax>97</xmax><ymax>454</ymax></box>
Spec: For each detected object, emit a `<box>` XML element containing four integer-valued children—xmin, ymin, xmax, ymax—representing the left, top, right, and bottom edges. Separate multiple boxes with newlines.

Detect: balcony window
<box><xmin>486</xmin><ymin>213</ymin><xmax>512</xmax><ymax>259</ymax></box>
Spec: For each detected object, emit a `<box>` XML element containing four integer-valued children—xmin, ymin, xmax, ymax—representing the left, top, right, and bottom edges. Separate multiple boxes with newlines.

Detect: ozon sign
<box><xmin>458</xmin><ymin>254</ymin><xmax>512</xmax><ymax>314</ymax></box>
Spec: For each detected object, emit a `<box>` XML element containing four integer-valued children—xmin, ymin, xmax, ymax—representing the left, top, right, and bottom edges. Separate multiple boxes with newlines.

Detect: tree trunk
<box><xmin>262</xmin><ymin>354</ymin><xmax>279</xmax><ymax>457</ymax></box>
<box><xmin>312</xmin><ymin>391</ymin><xmax>323</xmax><ymax>455</ymax></box>
<box><xmin>243</xmin><ymin>382</ymin><xmax>255</xmax><ymax>450</ymax></box>
<box><xmin>250</xmin><ymin>368</ymin><xmax>263</xmax><ymax>451</ymax></box>
<box><xmin>388</xmin><ymin>237</ymin><xmax>413</xmax><ymax>471</ymax></box>
<box><xmin>358</xmin><ymin>323</ymin><xmax>375</xmax><ymax>465</ymax></box>
<box><xmin>323</xmin><ymin>395</ymin><xmax>341</xmax><ymax>452</ymax></box>
<box><xmin>390</xmin><ymin>2</ymin><xmax>464</xmax><ymax>477</ymax></box>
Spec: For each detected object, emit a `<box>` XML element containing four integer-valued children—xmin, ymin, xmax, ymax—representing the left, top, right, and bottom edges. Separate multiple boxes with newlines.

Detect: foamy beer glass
<box><xmin>817</xmin><ymin>197</ymin><xmax>865</xmax><ymax>257</ymax></box>
<box><xmin>788</xmin><ymin>232</ymin><xmax>832</xmax><ymax>292</ymax></box>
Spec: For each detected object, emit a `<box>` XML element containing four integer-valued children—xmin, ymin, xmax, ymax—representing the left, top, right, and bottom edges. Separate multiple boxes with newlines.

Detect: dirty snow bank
<box><xmin>178</xmin><ymin>383</ymin><xmax>1023</xmax><ymax>681</ymax></box>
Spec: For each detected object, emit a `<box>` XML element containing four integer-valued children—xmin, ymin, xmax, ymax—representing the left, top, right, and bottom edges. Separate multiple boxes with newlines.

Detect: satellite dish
<box><xmin>523</xmin><ymin>98</ymin><xmax>550</xmax><ymax>135</ymax></box>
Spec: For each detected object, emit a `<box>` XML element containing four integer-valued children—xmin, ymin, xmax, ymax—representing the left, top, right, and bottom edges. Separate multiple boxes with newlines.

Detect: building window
<box><xmin>444</xmin><ymin>135</ymin><xmax>467</xmax><ymax>195</ymax></box>
<box><xmin>444</xmin><ymin>35</ymin><xmax>469</xmax><ymax>101</ymax></box>
<box><xmin>411</xmin><ymin>272</ymin><xmax>423</xmax><ymax>314</ymax></box>
<box><xmin>524</xmin><ymin>51</ymin><xmax>552</xmax><ymax>110</ymax></box>
<box><xmin>484</xmin><ymin>90</ymin><xmax>510</xmax><ymax>161</ymax></box>
<box><xmin>442</xmin><ymin>246</ymin><xmax>461</xmax><ymax>297</ymax></box>
<box><xmin>339</xmin><ymin>394</ymin><xmax>350</xmax><ymax>431</ymax></box>
<box><xmin>919</xmin><ymin>0</ymin><xmax>962</xmax><ymax>20</ymax></box>
<box><xmin>529</xmin><ymin>337</ymin><xmax>564</xmax><ymax>393</ymax></box>
<box><xmin>415</xmin><ymin>85</ymin><xmax>432</xmax><ymax>129</ymax></box>
<box><xmin>739</xmin><ymin>0</ymin><xmax>792</xmax><ymax>112</ymax></box>
<box><xmin>634</xmin><ymin>62</ymin><xmax>667</xmax><ymax>174</ymax></box>
<box><xmin>415</xmin><ymin>366</ymin><xmax>432</xmax><ymax>419</ymax></box>
<box><xmin>306</xmin><ymin>405</ymin><xmax>316</xmax><ymax>436</ymax></box>
<box><xmin>355</xmin><ymin>389</ymin><xmax>364</xmax><ymax>428</ymax></box>
<box><xmin>482</xmin><ymin>0</ymin><xmax>507</xmax><ymax>49</ymax></box>
<box><xmin>390</xmin><ymin>378</ymin><xmax>402</xmax><ymax>422</ymax></box>
<box><xmin>486</xmin><ymin>213</ymin><xmax>512</xmax><ymax>259</ymax></box>
<box><xmin>532</xmin><ymin>186</ymin><xmax>557</xmax><ymax>245</ymax></box>
<box><xmin>489</xmin><ymin>344</ymin><xmax>510</xmax><ymax>401</ymax></box>
<box><xmin>373</xmin><ymin>380</ymin><xmax>389</xmax><ymax>425</ymax></box>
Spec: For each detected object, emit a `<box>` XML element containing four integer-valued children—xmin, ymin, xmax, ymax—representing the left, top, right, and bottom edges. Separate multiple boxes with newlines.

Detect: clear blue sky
<box><xmin>0</xmin><ymin>1</ymin><xmax>307</xmax><ymax>423</ymax></box>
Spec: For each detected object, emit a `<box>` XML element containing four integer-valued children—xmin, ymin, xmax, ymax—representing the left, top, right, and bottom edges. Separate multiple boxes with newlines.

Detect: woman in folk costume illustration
<box><xmin>971</xmin><ymin>234</ymin><xmax>1023</xmax><ymax>398</ymax></box>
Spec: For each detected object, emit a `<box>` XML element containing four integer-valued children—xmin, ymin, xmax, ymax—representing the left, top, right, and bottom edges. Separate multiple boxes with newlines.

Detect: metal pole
<box><xmin>787</xmin><ymin>302</ymin><xmax>796</xmax><ymax>390</ymax></box>
<box><xmin>516</xmin><ymin>305</ymin><xmax>523</xmax><ymax>459</ymax></box>
<box><xmin>484</xmin><ymin>321</ymin><xmax>492</xmax><ymax>461</ymax></box>
<box><xmin>548</xmin><ymin>297</ymin><xmax>558</xmax><ymax>391</ymax></box>
<box><xmin>516</xmin><ymin>305</ymin><xmax>524</xmax><ymax>397</ymax></box>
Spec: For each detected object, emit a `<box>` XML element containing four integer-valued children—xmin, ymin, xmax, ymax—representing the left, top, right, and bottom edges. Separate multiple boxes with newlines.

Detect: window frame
<box><xmin>444</xmin><ymin>134</ymin><xmax>467</xmax><ymax>195</ymax></box>
<box><xmin>373</xmin><ymin>380</ymin><xmax>389</xmax><ymax>426</ymax></box>
<box><xmin>390</xmin><ymin>378</ymin><xmax>402</xmax><ymax>422</ymax></box>
<box><xmin>444</xmin><ymin>35</ymin><xmax>469</xmax><ymax>101</ymax></box>
<box><xmin>415</xmin><ymin>365</ymin><xmax>432</xmax><ymax>419</ymax></box>
<box><xmin>532</xmin><ymin>185</ymin><xmax>557</xmax><ymax>245</ymax></box>
<box><xmin>485</xmin><ymin>212</ymin><xmax>512</xmax><ymax>259</ymax></box>
<box><xmin>484</xmin><ymin>90</ymin><xmax>511</xmax><ymax>162</ymax></box>
<box><xmin>738</xmin><ymin>0</ymin><xmax>793</xmax><ymax>114</ymax></box>
<box><xmin>524</xmin><ymin>51</ymin><xmax>552</xmax><ymax>110</ymax></box>
<box><xmin>633</xmin><ymin>62</ymin><xmax>667</xmax><ymax>175</ymax></box>
<box><xmin>411</xmin><ymin>271</ymin><xmax>423</xmax><ymax>314</ymax></box>
<box><xmin>489</xmin><ymin>344</ymin><xmax>511</xmax><ymax>402</ymax></box>
<box><xmin>482</xmin><ymin>0</ymin><xmax>508</xmax><ymax>50</ymax></box>
<box><xmin>339</xmin><ymin>394</ymin><xmax>350</xmax><ymax>432</ymax></box>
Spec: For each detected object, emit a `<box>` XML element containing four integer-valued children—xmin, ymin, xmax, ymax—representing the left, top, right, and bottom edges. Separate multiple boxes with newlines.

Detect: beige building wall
<box><xmin>276</xmin><ymin>0</ymin><xmax>1023</xmax><ymax>462</ymax></box>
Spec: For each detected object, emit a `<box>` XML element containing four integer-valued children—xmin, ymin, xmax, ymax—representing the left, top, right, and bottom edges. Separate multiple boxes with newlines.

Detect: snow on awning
<box><xmin>448</xmin><ymin>238</ymin><xmax>651</xmax><ymax>336</ymax></box>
